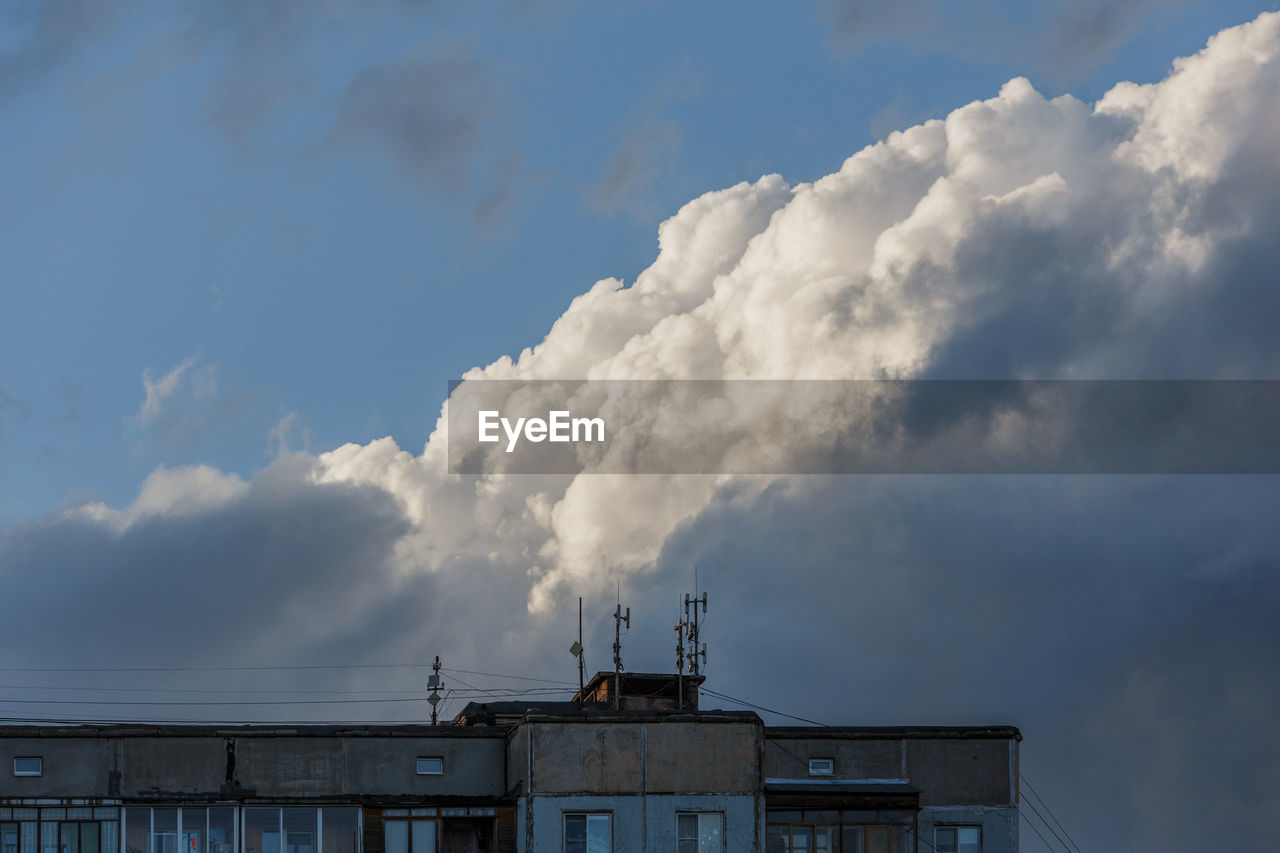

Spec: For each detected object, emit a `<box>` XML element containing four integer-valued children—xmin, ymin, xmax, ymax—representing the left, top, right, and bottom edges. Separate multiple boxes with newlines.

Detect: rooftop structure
<box><xmin>0</xmin><ymin>674</ymin><xmax>1020</xmax><ymax>852</ymax></box>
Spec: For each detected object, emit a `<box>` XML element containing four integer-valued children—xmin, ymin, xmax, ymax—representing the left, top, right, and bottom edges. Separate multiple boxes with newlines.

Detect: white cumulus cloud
<box><xmin>308</xmin><ymin>11</ymin><xmax>1280</xmax><ymax>612</ymax></box>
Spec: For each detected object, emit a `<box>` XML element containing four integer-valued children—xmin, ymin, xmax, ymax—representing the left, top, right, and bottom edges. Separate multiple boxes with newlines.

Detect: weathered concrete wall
<box><xmin>765</xmin><ymin>735</ymin><xmax>1016</xmax><ymax>807</ymax></box>
<box><xmin>507</xmin><ymin>725</ymin><xmax>529</xmax><ymax>794</ymax></box>
<box><xmin>526</xmin><ymin>720</ymin><xmax>760</xmax><ymax>795</ymax></box>
<box><xmin>918</xmin><ymin>805</ymin><xmax>1018</xmax><ymax>853</ymax></box>
<box><xmin>530</xmin><ymin>724</ymin><xmax>643</xmax><ymax>794</ymax></box>
<box><xmin>764</xmin><ymin>737</ymin><xmax>903</xmax><ymax>781</ymax></box>
<box><xmin>525</xmin><ymin>793</ymin><xmax>759</xmax><ymax>853</ymax></box>
<box><xmin>341</xmin><ymin>737</ymin><xmax>505</xmax><ymax>798</ymax></box>
<box><xmin>0</xmin><ymin>738</ymin><xmax>117</xmax><ymax>798</ymax></box>
<box><xmin>122</xmin><ymin>737</ymin><xmax>226</xmax><ymax>797</ymax></box>
<box><xmin>644</xmin><ymin>724</ymin><xmax>759</xmax><ymax>793</ymax></box>
<box><xmin>234</xmin><ymin>738</ymin><xmax>345</xmax><ymax>796</ymax></box>
<box><xmin>904</xmin><ymin>739</ymin><xmax>1013</xmax><ymax>807</ymax></box>
<box><xmin>2</xmin><ymin>732</ymin><xmax>507</xmax><ymax>801</ymax></box>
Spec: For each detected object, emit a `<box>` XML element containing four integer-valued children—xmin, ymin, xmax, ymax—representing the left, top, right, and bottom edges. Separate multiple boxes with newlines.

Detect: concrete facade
<box><xmin>763</xmin><ymin>728</ymin><xmax>1020</xmax><ymax>853</ymax></box>
<box><xmin>0</xmin><ymin>727</ymin><xmax>508</xmax><ymax>802</ymax></box>
<box><xmin>509</xmin><ymin>714</ymin><xmax>762</xmax><ymax>852</ymax></box>
<box><xmin>0</xmin><ymin>688</ymin><xmax>1021</xmax><ymax>853</ymax></box>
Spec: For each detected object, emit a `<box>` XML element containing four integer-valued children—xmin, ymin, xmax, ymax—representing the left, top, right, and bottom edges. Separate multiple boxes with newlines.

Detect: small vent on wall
<box><xmin>808</xmin><ymin>757</ymin><xmax>834</xmax><ymax>777</ymax></box>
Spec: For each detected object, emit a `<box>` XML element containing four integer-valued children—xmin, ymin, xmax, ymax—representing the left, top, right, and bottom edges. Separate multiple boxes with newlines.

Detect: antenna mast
<box><xmin>569</xmin><ymin>598</ymin><xmax>587</xmax><ymax>704</ymax></box>
<box><xmin>612</xmin><ymin>583</ymin><xmax>630</xmax><ymax>710</ymax></box>
<box><xmin>683</xmin><ymin>567</ymin><xmax>708</xmax><ymax>707</ymax></box>
<box><xmin>674</xmin><ymin>599</ymin><xmax>686</xmax><ymax>711</ymax></box>
<box><xmin>427</xmin><ymin>656</ymin><xmax>443</xmax><ymax>725</ymax></box>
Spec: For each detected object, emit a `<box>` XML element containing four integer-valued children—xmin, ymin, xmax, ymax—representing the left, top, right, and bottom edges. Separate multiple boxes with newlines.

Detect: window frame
<box><xmin>382</xmin><ymin>818</ymin><xmax>438</xmax><ymax>853</ymax></box>
<box><xmin>13</xmin><ymin>757</ymin><xmax>42</xmax><ymax>777</ymax></box>
<box><xmin>413</xmin><ymin>758</ymin><xmax>443</xmax><ymax>776</ymax></box>
<box><xmin>239</xmin><ymin>806</ymin><xmax>362</xmax><ymax>853</ymax></box>
<box><xmin>561</xmin><ymin>812</ymin><xmax>611</xmax><ymax>853</ymax></box>
<box><xmin>675</xmin><ymin>812</ymin><xmax>724</xmax><ymax>853</ymax></box>
<box><xmin>766</xmin><ymin>811</ymin><xmax>915</xmax><ymax>853</ymax></box>
<box><xmin>934</xmin><ymin>824</ymin><xmax>981</xmax><ymax>853</ymax></box>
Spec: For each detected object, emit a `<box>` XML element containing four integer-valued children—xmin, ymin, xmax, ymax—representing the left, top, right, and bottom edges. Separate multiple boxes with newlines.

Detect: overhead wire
<box><xmin>0</xmin><ymin>686</ymin><xmax>568</xmax><ymax>704</ymax></box>
<box><xmin>0</xmin><ymin>664</ymin><xmax>427</xmax><ymax>673</ymax></box>
<box><xmin>700</xmin><ymin>687</ymin><xmax>831</xmax><ymax>726</ymax></box>
<box><xmin>1017</xmin><ymin>797</ymin><xmax>1074</xmax><ymax>853</ymax></box>
<box><xmin>0</xmin><ymin>713</ymin><xmax>435</xmax><ymax>725</ymax></box>
<box><xmin>439</xmin><ymin>667</ymin><xmax>576</xmax><ymax>686</ymax></box>
<box><xmin>1020</xmin><ymin>773</ymin><xmax>1084</xmax><ymax>853</ymax></box>
<box><xmin>0</xmin><ymin>684</ymin><xmax>430</xmax><ymax>696</ymax></box>
<box><xmin>0</xmin><ymin>696</ymin><xmax>431</xmax><ymax>707</ymax></box>
<box><xmin>705</xmin><ymin>693</ymin><xmax>1076</xmax><ymax>853</ymax></box>
<box><xmin>1017</xmin><ymin>804</ymin><xmax>1068</xmax><ymax>853</ymax></box>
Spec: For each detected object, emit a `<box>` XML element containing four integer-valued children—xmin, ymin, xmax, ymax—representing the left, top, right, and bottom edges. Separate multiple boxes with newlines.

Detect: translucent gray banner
<box><xmin>446</xmin><ymin>380</ymin><xmax>1280</xmax><ymax>475</ymax></box>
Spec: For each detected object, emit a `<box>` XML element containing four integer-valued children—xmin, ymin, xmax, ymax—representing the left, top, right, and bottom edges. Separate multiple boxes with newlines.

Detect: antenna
<box><xmin>674</xmin><ymin>598</ymin><xmax>686</xmax><ymax>710</ymax></box>
<box><xmin>612</xmin><ymin>583</ymin><xmax>630</xmax><ymax>710</ymax></box>
<box><xmin>569</xmin><ymin>596</ymin><xmax>586</xmax><ymax>699</ymax></box>
<box><xmin>427</xmin><ymin>655</ymin><xmax>443</xmax><ymax>725</ymax></box>
<box><xmin>684</xmin><ymin>566</ymin><xmax>708</xmax><ymax>678</ymax></box>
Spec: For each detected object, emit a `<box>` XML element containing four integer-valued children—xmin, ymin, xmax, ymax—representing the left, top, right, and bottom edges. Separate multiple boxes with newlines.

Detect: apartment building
<box><xmin>0</xmin><ymin>673</ymin><xmax>1020</xmax><ymax>853</ymax></box>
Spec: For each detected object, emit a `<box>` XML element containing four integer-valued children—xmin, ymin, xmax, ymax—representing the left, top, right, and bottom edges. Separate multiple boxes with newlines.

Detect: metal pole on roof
<box><xmin>612</xmin><ymin>583</ymin><xmax>630</xmax><ymax>711</ymax></box>
<box><xmin>675</xmin><ymin>603</ymin><xmax>686</xmax><ymax>711</ymax></box>
<box><xmin>682</xmin><ymin>566</ymin><xmax>708</xmax><ymax>710</ymax></box>
<box><xmin>427</xmin><ymin>655</ymin><xmax>442</xmax><ymax>725</ymax></box>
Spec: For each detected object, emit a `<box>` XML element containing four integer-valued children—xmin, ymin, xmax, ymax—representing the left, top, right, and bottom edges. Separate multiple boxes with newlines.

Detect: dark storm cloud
<box><xmin>0</xmin><ymin>460</ymin><xmax>411</xmax><ymax>673</ymax></box>
<box><xmin>0</xmin><ymin>453</ymin><xmax>564</xmax><ymax>722</ymax></box>
<box><xmin>638</xmin><ymin>474</ymin><xmax>1280</xmax><ymax>849</ymax></box>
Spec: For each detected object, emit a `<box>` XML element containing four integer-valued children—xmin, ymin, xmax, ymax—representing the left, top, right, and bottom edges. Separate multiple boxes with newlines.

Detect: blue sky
<box><xmin>6</xmin><ymin>4</ymin><xmax>1280</xmax><ymax>850</ymax></box>
<box><xmin>2</xmin><ymin>0</ymin><xmax>1273</xmax><ymax>519</ymax></box>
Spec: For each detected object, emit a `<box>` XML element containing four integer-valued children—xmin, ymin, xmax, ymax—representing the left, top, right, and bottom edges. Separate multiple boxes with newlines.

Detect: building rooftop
<box><xmin>766</xmin><ymin>725</ymin><xmax>1023</xmax><ymax>740</ymax></box>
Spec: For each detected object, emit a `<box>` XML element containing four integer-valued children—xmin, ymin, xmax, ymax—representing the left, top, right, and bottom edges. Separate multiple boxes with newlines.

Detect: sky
<box><xmin>4</xmin><ymin>2</ymin><xmax>1280</xmax><ymax>851</ymax></box>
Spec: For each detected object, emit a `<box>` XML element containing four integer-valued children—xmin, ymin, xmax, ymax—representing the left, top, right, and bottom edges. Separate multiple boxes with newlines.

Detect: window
<box><xmin>935</xmin><ymin>827</ymin><xmax>980</xmax><ymax>853</ymax></box>
<box><xmin>383</xmin><ymin>820</ymin><xmax>436</xmax><ymax>853</ymax></box>
<box><xmin>807</xmin><ymin>758</ymin><xmax>834</xmax><ymax>777</ymax></box>
<box><xmin>562</xmin><ymin>813</ymin><xmax>609</xmax><ymax>853</ymax></box>
<box><xmin>677</xmin><ymin>814</ymin><xmax>722</xmax><ymax>853</ymax></box>
<box><xmin>5</xmin><ymin>809</ymin><xmax>116</xmax><ymax>853</ymax></box>
<box><xmin>767</xmin><ymin>810</ymin><xmax>913</xmax><ymax>853</ymax></box>
<box><xmin>765</xmin><ymin>824</ymin><xmax>836</xmax><ymax>853</ymax></box>
<box><xmin>414</xmin><ymin>757</ymin><xmax>443</xmax><ymax>776</ymax></box>
<box><xmin>125</xmin><ymin>807</ymin><xmax>234</xmax><ymax>853</ymax></box>
<box><xmin>13</xmin><ymin>758</ymin><xmax>42</xmax><ymax>777</ymax></box>
<box><xmin>241</xmin><ymin>809</ymin><xmax>359</xmax><ymax>853</ymax></box>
